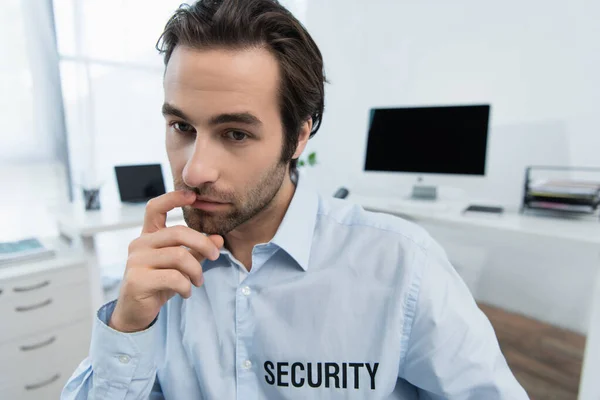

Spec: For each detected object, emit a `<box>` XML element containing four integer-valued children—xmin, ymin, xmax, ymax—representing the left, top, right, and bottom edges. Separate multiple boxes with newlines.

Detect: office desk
<box><xmin>351</xmin><ymin>195</ymin><xmax>600</xmax><ymax>334</ymax></box>
<box><xmin>353</xmin><ymin>196</ymin><xmax>600</xmax><ymax>245</ymax></box>
<box><xmin>353</xmin><ymin>195</ymin><xmax>600</xmax><ymax>399</ymax></box>
<box><xmin>54</xmin><ymin>203</ymin><xmax>185</xmax><ymax>312</ymax></box>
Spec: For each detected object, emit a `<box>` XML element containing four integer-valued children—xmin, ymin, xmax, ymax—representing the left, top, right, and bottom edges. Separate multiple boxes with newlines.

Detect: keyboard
<box><xmin>463</xmin><ymin>205</ymin><xmax>504</xmax><ymax>214</ymax></box>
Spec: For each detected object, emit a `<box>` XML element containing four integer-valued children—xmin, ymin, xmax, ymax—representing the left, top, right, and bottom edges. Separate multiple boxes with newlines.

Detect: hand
<box><xmin>109</xmin><ymin>190</ymin><xmax>224</xmax><ymax>333</ymax></box>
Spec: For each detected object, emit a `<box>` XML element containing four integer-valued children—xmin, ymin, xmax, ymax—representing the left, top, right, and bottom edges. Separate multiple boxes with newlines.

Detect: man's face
<box><xmin>163</xmin><ymin>46</ymin><xmax>289</xmax><ymax>236</ymax></box>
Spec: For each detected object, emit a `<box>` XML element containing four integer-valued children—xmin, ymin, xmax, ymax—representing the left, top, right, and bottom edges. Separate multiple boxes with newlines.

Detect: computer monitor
<box><xmin>364</xmin><ymin>104</ymin><xmax>490</xmax><ymax>199</ymax></box>
<box><xmin>114</xmin><ymin>164</ymin><xmax>166</xmax><ymax>203</ymax></box>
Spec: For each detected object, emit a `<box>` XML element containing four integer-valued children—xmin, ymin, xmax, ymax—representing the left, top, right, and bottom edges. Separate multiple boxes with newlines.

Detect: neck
<box><xmin>224</xmin><ymin>172</ymin><xmax>296</xmax><ymax>271</ymax></box>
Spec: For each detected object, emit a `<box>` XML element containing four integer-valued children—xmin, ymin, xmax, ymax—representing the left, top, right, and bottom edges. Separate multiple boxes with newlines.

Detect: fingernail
<box><xmin>198</xmin><ymin>275</ymin><xmax>204</xmax><ymax>286</ymax></box>
<box><xmin>212</xmin><ymin>248</ymin><xmax>220</xmax><ymax>260</ymax></box>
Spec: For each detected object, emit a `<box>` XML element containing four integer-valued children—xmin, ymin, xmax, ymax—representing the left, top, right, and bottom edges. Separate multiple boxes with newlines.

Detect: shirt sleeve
<box><xmin>61</xmin><ymin>300</ymin><xmax>164</xmax><ymax>400</ymax></box>
<box><xmin>399</xmin><ymin>238</ymin><xmax>530</xmax><ymax>399</ymax></box>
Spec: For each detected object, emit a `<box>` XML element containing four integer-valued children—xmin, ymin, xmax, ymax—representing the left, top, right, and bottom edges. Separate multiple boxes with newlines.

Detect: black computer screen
<box><xmin>364</xmin><ymin>105</ymin><xmax>490</xmax><ymax>175</ymax></box>
<box><xmin>114</xmin><ymin>164</ymin><xmax>166</xmax><ymax>202</ymax></box>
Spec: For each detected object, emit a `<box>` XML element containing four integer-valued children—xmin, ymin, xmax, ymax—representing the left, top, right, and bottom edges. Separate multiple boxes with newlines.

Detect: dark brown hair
<box><xmin>156</xmin><ymin>0</ymin><xmax>325</xmax><ymax>172</ymax></box>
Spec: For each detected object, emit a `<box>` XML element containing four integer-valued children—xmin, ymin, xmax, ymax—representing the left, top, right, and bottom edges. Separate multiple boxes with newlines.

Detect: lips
<box><xmin>191</xmin><ymin>196</ymin><xmax>230</xmax><ymax>211</ymax></box>
<box><xmin>195</xmin><ymin>196</ymin><xmax>226</xmax><ymax>204</ymax></box>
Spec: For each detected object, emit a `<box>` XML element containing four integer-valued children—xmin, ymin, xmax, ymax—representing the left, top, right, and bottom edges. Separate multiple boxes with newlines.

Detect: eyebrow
<box><xmin>162</xmin><ymin>103</ymin><xmax>262</xmax><ymax>127</ymax></box>
<box><xmin>162</xmin><ymin>103</ymin><xmax>190</xmax><ymax>121</ymax></box>
<box><xmin>209</xmin><ymin>112</ymin><xmax>262</xmax><ymax>127</ymax></box>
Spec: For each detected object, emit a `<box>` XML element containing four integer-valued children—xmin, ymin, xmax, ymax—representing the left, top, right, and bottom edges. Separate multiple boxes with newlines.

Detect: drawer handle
<box><xmin>25</xmin><ymin>373</ymin><xmax>60</xmax><ymax>391</ymax></box>
<box><xmin>13</xmin><ymin>280</ymin><xmax>50</xmax><ymax>292</ymax></box>
<box><xmin>15</xmin><ymin>298</ymin><xmax>53</xmax><ymax>312</ymax></box>
<box><xmin>20</xmin><ymin>336</ymin><xmax>56</xmax><ymax>351</ymax></box>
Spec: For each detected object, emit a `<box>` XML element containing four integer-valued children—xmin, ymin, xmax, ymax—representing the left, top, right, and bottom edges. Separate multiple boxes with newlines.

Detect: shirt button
<box><xmin>241</xmin><ymin>286</ymin><xmax>251</xmax><ymax>296</ymax></box>
<box><xmin>118</xmin><ymin>355</ymin><xmax>130</xmax><ymax>364</ymax></box>
<box><xmin>242</xmin><ymin>359</ymin><xmax>252</xmax><ymax>369</ymax></box>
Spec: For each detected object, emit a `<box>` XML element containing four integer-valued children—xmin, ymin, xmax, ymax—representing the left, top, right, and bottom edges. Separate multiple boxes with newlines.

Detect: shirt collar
<box><xmin>270</xmin><ymin>173</ymin><xmax>319</xmax><ymax>271</ymax></box>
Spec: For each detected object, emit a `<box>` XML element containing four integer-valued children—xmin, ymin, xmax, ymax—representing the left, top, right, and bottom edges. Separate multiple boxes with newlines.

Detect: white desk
<box><xmin>354</xmin><ymin>196</ymin><xmax>600</xmax><ymax>245</ymax></box>
<box><xmin>55</xmin><ymin>203</ymin><xmax>184</xmax><ymax>238</ymax></box>
<box><xmin>352</xmin><ymin>195</ymin><xmax>600</xmax><ymax>332</ymax></box>
<box><xmin>54</xmin><ymin>203</ymin><xmax>185</xmax><ymax>311</ymax></box>
<box><xmin>352</xmin><ymin>195</ymin><xmax>600</xmax><ymax>400</ymax></box>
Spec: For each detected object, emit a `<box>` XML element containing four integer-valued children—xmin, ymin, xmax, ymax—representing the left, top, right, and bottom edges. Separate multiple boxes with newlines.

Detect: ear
<box><xmin>292</xmin><ymin>118</ymin><xmax>313</xmax><ymax>159</ymax></box>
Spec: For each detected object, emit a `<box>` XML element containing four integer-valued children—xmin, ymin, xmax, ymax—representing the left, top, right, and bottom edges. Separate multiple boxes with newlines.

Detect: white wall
<box><xmin>303</xmin><ymin>0</ymin><xmax>600</xmax><ymax>207</ymax></box>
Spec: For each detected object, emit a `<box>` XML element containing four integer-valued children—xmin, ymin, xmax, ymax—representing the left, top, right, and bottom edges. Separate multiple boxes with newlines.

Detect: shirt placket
<box><xmin>235</xmin><ymin>280</ymin><xmax>255</xmax><ymax>399</ymax></box>
<box><xmin>234</xmin><ymin>245</ymin><xmax>278</xmax><ymax>399</ymax></box>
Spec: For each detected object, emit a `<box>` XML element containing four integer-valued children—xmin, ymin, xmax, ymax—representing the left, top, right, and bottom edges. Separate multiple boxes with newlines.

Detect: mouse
<box><xmin>333</xmin><ymin>187</ymin><xmax>350</xmax><ymax>199</ymax></box>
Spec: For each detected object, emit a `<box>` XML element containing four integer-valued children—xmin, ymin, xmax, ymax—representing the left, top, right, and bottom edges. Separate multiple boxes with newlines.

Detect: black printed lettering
<box><xmin>263</xmin><ymin>360</ymin><xmax>379</xmax><ymax>390</ymax></box>
<box><xmin>264</xmin><ymin>361</ymin><xmax>275</xmax><ymax>385</ymax></box>
<box><xmin>365</xmin><ymin>363</ymin><xmax>379</xmax><ymax>390</ymax></box>
<box><xmin>307</xmin><ymin>362</ymin><xmax>322</xmax><ymax>388</ymax></box>
<box><xmin>324</xmin><ymin>363</ymin><xmax>340</xmax><ymax>388</ymax></box>
<box><xmin>277</xmin><ymin>362</ymin><xmax>289</xmax><ymax>387</ymax></box>
<box><xmin>348</xmin><ymin>363</ymin><xmax>364</xmax><ymax>389</ymax></box>
<box><xmin>291</xmin><ymin>362</ymin><xmax>305</xmax><ymax>388</ymax></box>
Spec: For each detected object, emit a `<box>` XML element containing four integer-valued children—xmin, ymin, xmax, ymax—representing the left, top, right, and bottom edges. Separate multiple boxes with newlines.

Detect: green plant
<box><xmin>298</xmin><ymin>151</ymin><xmax>317</xmax><ymax>167</ymax></box>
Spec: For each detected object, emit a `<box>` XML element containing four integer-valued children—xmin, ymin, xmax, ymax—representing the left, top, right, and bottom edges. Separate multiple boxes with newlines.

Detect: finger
<box><xmin>142</xmin><ymin>190</ymin><xmax>197</xmax><ymax>234</ymax></box>
<box><xmin>208</xmin><ymin>235</ymin><xmax>225</xmax><ymax>249</ymax></box>
<box><xmin>130</xmin><ymin>247</ymin><xmax>204</xmax><ymax>286</ymax></box>
<box><xmin>139</xmin><ymin>226</ymin><xmax>221</xmax><ymax>261</ymax></box>
<box><xmin>189</xmin><ymin>234</ymin><xmax>225</xmax><ymax>262</ymax></box>
<box><xmin>152</xmin><ymin>269</ymin><xmax>193</xmax><ymax>299</ymax></box>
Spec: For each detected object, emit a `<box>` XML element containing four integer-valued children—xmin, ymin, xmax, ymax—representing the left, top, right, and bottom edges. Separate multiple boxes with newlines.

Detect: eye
<box><xmin>225</xmin><ymin>130</ymin><xmax>249</xmax><ymax>142</ymax></box>
<box><xmin>171</xmin><ymin>122</ymin><xmax>195</xmax><ymax>134</ymax></box>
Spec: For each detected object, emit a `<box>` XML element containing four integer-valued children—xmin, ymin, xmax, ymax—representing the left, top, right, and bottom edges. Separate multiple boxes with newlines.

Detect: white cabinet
<box><xmin>0</xmin><ymin>238</ymin><xmax>92</xmax><ymax>399</ymax></box>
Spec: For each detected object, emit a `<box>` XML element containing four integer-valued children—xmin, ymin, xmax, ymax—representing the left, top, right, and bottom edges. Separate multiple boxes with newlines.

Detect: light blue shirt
<box><xmin>62</xmin><ymin>177</ymin><xmax>528</xmax><ymax>399</ymax></box>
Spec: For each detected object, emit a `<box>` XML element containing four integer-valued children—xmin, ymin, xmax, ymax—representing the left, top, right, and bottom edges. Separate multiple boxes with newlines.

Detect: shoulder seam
<box><xmin>316</xmin><ymin>207</ymin><xmax>430</xmax><ymax>252</ymax></box>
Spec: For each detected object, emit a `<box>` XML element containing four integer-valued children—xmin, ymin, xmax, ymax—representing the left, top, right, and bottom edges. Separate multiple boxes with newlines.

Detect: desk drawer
<box><xmin>0</xmin><ymin>280</ymin><xmax>91</xmax><ymax>343</ymax></box>
<box><xmin>0</xmin><ymin>318</ymin><xmax>91</xmax><ymax>388</ymax></box>
<box><xmin>1</xmin><ymin>372</ymin><xmax>67</xmax><ymax>400</ymax></box>
<box><xmin>0</xmin><ymin>350</ymin><xmax>87</xmax><ymax>400</ymax></box>
<box><xmin>0</xmin><ymin>264</ymin><xmax>88</xmax><ymax>303</ymax></box>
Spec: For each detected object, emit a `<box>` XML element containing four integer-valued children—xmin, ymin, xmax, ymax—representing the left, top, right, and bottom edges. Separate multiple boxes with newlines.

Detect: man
<box><xmin>62</xmin><ymin>0</ymin><xmax>528</xmax><ymax>398</ymax></box>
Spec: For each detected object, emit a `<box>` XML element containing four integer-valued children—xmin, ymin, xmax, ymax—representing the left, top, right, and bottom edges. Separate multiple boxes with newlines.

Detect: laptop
<box><xmin>114</xmin><ymin>164</ymin><xmax>166</xmax><ymax>203</ymax></box>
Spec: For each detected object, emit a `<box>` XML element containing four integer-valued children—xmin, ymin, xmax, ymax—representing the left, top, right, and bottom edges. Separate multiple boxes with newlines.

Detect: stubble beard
<box><xmin>179</xmin><ymin>161</ymin><xmax>288</xmax><ymax>237</ymax></box>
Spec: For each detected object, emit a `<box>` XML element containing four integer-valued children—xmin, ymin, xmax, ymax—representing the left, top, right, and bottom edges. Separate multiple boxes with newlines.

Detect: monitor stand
<box><xmin>411</xmin><ymin>184</ymin><xmax>438</xmax><ymax>201</ymax></box>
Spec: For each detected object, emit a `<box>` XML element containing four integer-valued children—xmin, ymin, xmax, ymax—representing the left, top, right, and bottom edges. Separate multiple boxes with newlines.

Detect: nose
<box><xmin>182</xmin><ymin>136</ymin><xmax>219</xmax><ymax>188</ymax></box>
